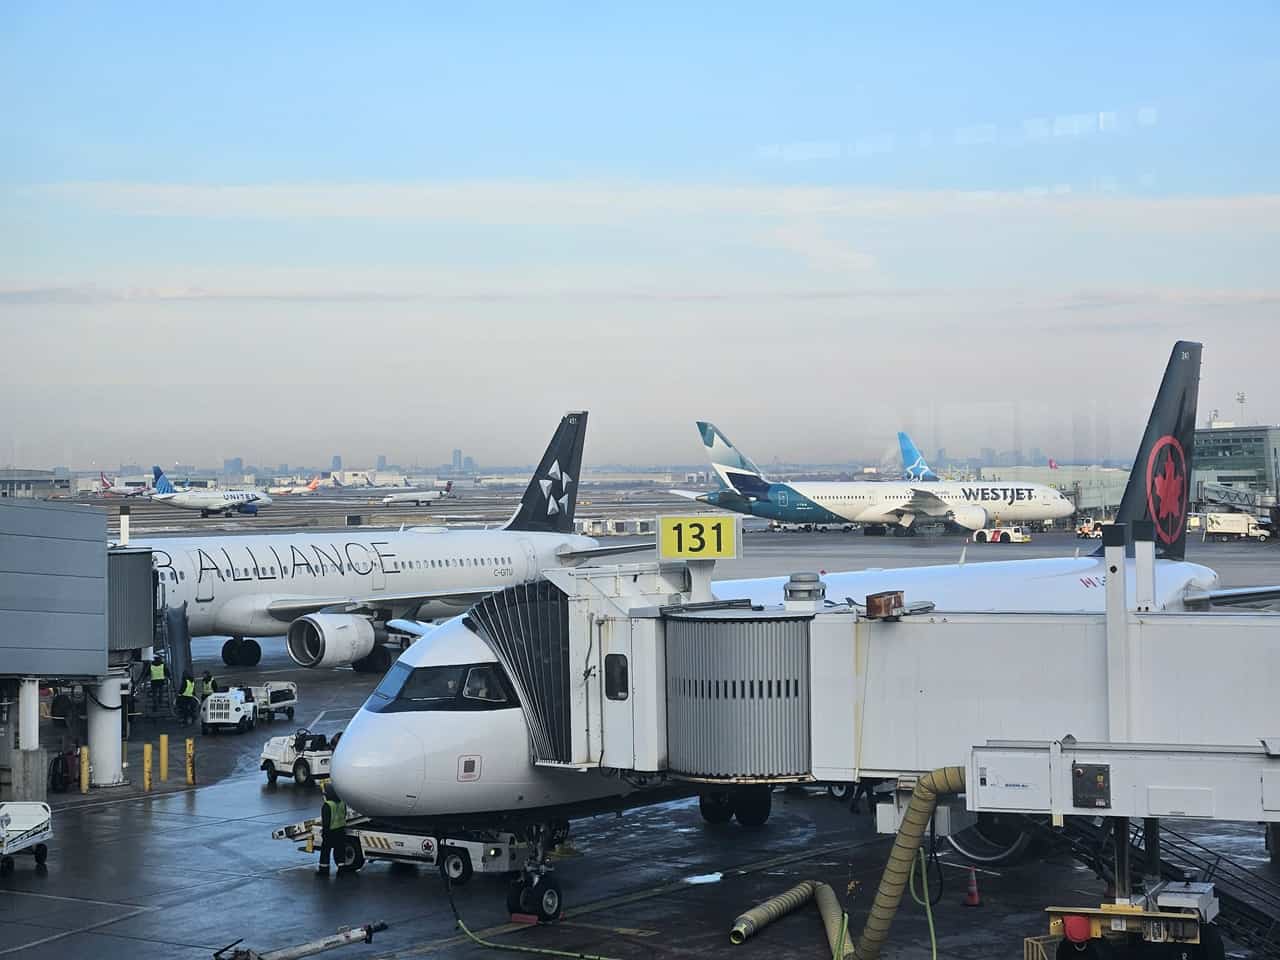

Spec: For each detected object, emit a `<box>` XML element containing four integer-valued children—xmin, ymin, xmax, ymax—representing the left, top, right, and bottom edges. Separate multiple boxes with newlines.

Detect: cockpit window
<box><xmin>365</xmin><ymin>660</ymin><xmax>517</xmax><ymax>714</ymax></box>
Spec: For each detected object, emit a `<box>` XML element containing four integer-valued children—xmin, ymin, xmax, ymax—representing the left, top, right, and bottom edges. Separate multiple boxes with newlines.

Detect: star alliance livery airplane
<box><xmin>675</xmin><ymin>425</ymin><xmax>1074</xmax><ymax>534</ymax></box>
<box><xmin>137</xmin><ymin>413</ymin><xmax>642</xmax><ymax>669</ymax></box>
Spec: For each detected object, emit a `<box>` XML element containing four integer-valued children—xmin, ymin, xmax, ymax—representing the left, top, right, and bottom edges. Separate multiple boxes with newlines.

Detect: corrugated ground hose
<box><xmin>730</xmin><ymin>881</ymin><xmax>818</xmax><ymax>944</ymax></box>
<box><xmin>854</xmin><ymin>766</ymin><xmax>965</xmax><ymax>960</ymax></box>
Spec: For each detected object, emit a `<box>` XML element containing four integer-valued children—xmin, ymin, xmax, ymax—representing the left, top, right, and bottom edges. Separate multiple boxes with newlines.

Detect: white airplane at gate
<box><xmin>137</xmin><ymin>413</ymin><xmax>641</xmax><ymax>669</ymax></box>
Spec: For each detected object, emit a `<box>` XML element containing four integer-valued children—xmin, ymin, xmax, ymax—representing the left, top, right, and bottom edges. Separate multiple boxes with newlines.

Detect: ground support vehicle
<box><xmin>260</xmin><ymin>729</ymin><xmax>335</xmax><ymax>785</ymax></box>
<box><xmin>201</xmin><ymin>688</ymin><xmax>258</xmax><ymax>734</ymax></box>
<box><xmin>1044</xmin><ymin>881</ymin><xmax>1225</xmax><ymax>959</ymax></box>
<box><xmin>973</xmin><ymin>525</ymin><xmax>1032</xmax><ymax>543</ymax></box>
<box><xmin>248</xmin><ymin>681</ymin><xmax>298</xmax><ymax>722</ymax></box>
<box><xmin>273</xmin><ymin>814</ymin><xmax>536</xmax><ymax>905</ymax></box>
<box><xmin>1203</xmin><ymin>511</ymin><xmax>1271</xmax><ymax>542</ymax></box>
<box><xmin>0</xmin><ymin>802</ymin><xmax>51</xmax><ymax>873</ymax></box>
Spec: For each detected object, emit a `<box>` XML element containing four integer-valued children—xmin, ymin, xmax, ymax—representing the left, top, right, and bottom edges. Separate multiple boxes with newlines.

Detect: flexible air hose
<box><xmin>853</xmin><ymin>766</ymin><xmax>966</xmax><ymax>960</ymax></box>
<box><xmin>729</xmin><ymin>880</ymin><xmax>817</xmax><ymax>944</ymax></box>
<box><xmin>814</xmin><ymin>881</ymin><xmax>854</xmax><ymax>958</ymax></box>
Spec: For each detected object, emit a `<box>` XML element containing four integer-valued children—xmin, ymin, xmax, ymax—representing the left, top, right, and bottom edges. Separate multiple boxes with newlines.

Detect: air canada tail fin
<box><xmin>1109</xmin><ymin>340</ymin><xmax>1201</xmax><ymax>560</ymax></box>
<box><xmin>152</xmin><ymin>465</ymin><xmax>175</xmax><ymax>495</ymax></box>
<box><xmin>898</xmin><ymin>431</ymin><xmax>939</xmax><ymax>481</ymax></box>
<box><xmin>696</xmin><ymin>421</ymin><xmax>770</xmax><ymax>497</ymax></box>
<box><xmin>504</xmin><ymin>412</ymin><xmax>588</xmax><ymax>534</ymax></box>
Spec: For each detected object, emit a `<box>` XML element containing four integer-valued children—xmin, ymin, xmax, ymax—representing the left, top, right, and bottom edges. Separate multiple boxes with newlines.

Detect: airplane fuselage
<box><xmin>702</xmin><ymin>479</ymin><xmax>1073</xmax><ymax>528</ymax></box>
<box><xmin>140</xmin><ymin>529</ymin><xmax>599</xmax><ymax>637</ymax></box>
<box><xmin>152</xmin><ymin>489</ymin><xmax>273</xmax><ymax>514</ymax></box>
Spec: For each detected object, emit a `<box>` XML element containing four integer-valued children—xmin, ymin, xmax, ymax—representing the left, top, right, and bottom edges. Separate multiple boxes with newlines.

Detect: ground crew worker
<box><xmin>318</xmin><ymin>782</ymin><xmax>349</xmax><ymax>874</ymax></box>
<box><xmin>198</xmin><ymin>671</ymin><xmax>217</xmax><ymax>701</ymax></box>
<box><xmin>148</xmin><ymin>656</ymin><xmax>167</xmax><ymax>711</ymax></box>
<box><xmin>177</xmin><ymin>673</ymin><xmax>198</xmax><ymax>726</ymax></box>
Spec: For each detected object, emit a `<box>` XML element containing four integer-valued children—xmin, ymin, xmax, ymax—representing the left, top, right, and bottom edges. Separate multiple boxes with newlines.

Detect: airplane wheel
<box><xmin>699</xmin><ymin>791</ymin><xmax>735</xmax><ymax>824</ymax></box>
<box><xmin>733</xmin><ymin>786</ymin><xmax>773</xmax><ymax>827</ymax></box>
<box><xmin>339</xmin><ymin>836</ymin><xmax>365</xmax><ymax>871</ymax></box>
<box><xmin>521</xmin><ymin>875</ymin><xmax>562</xmax><ymax>923</ymax></box>
<box><xmin>439</xmin><ymin>848</ymin><xmax>473</xmax><ymax>886</ymax></box>
<box><xmin>221</xmin><ymin>638</ymin><xmax>242</xmax><ymax>666</ymax></box>
<box><xmin>293</xmin><ymin>759</ymin><xmax>311</xmax><ymax>785</ymax></box>
<box><xmin>240</xmin><ymin>639</ymin><xmax>262</xmax><ymax>666</ymax></box>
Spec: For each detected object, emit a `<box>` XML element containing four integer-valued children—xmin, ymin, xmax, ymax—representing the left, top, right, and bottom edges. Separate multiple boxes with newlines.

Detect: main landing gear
<box><xmin>221</xmin><ymin>636</ymin><xmax>262</xmax><ymax>667</ymax></box>
<box><xmin>505</xmin><ymin>821</ymin><xmax>571</xmax><ymax>923</ymax></box>
<box><xmin>698</xmin><ymin>785</ymin><xmax>773</xmax><ymax>827</ymax></box>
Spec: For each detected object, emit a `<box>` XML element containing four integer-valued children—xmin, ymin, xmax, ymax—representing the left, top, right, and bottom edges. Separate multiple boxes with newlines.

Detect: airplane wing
<box><xmin>556</xmin><ymin>542</ymin><xmax>655</xmax><ymax>564</ymax></box>
<box><xmin>265</xmin><ymin>588</ymin><xmax>492</xmax><ymax>622</ymax></box>
<box><xmin>881</xmin><ymin>487</ymin><xmax>954</xmax><ymax>518</ymax></box>
<box><xmin>668</xmin><ymin>489</ymin><xmax>708</xmax><ymax>501</ymax></box>
<box><xmin>1185</xmin><ymin>585</ymin><xmax>1280</xmax><ymax>610</ymax></box>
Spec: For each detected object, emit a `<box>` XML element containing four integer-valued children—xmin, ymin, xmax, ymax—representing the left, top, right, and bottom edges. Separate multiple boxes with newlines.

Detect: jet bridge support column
<box><xmin>87</xmin><ymin>673</ymin><xmax>127</xmax><ymax>787</ymax></box>
<box><xmin>18</xmin><ymin>678</ymin><xmax>39</xmax><ymax>751</ymax></box>
<box><xmin>1103</xmin><ymin>523</ymin><xmax>1130</xmax><ymax>741</ymax></box>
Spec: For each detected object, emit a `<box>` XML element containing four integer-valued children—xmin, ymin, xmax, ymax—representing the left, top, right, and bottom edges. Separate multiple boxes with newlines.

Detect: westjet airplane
<box><xmin>137</xmin><ymin>413</ymin><xmax>640</xmax><ymax>669</ymax></box>
<box><xmin>150</xmin><ymin>467</ymin><xmax>273</xmax><ymax>518</ymax></box>
<box><xmin>675</xmin><ymin>425</ymin><xmax>1074</xmax><ymax>534</ymax></box>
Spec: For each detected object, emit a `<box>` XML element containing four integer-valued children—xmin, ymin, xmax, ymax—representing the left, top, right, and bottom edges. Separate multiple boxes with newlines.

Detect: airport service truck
<box><xmin>1203</xmin><ymin>512</ymin><xmax>1271</xmax><ymax>542</ymax></box>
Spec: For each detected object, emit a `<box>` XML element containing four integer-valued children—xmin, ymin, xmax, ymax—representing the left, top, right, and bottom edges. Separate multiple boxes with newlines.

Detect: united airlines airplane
<box><xmin>150</xmin><ymin>467</ymin><xmax>273</xmax><ymax>518</ymax></box>
<box><xmin>674</xmin><ymin>426</ymin><xmax>1074</xmax><ymax>534</ymax></box>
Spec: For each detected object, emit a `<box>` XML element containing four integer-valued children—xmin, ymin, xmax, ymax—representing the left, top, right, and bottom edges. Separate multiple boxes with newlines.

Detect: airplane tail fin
<box><xmin>152</xmin><ymin>466</ymin><xmax>175</xmax><ymax>495</ymax></box>
<box><xmin>1108</xmin><ymin>340</ymin><xmax>1201</xmax><ymax>560</ymax></box>
<box><xmin>696</xmin><ymin>421</ymin><xmax>770</xmax><ymax>497</ymax></box>
<box><xmin>898</xmin><ymin>431</ymin><xmax>939</xmax><ymax>481</ymax></box>
<box><xmin>307</xmin><ymin>477</ymin><xmax>320</xmax><ymax>491</ymax></box>
<box><xmin>100</xmin><ymin>471</ymin><xmax>111</xmax><ymax>489</ymax></box>
<box><xmin>504</xmin><ymin>412</ymin><xmax>588</xmax><ymax>534</ymax></box>
<box><xmin>445</xmin><ymin>480</ymin><xmax>453</xmax><ymax>494</ymax></box>
<box><xmin>331</xmin><ymin>474</ymin><xmax>343</xmax><ymax>488</ymax></box>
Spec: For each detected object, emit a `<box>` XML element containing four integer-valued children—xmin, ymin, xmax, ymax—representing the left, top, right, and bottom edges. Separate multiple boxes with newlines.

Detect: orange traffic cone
<box><xmin>963</xmin><ymin>866</ymin><xmax>981</xmax><ymax>907</ymax></box>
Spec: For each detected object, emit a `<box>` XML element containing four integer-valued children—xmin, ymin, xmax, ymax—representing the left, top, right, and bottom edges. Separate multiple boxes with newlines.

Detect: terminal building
<box><xmin>1192</xmin><ymin>422</ymin><xmax>1280</xmax><ymax>506</ymax></box>
<box><xmin>0</xmin><ymin>469</ymin><xmax>72</xmax><ymax>500</ymax></box>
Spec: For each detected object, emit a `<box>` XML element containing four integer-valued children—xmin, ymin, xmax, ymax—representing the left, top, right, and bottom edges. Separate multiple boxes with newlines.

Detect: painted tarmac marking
<box><xmin>0</xmin><ymin>904</ymin><xmax>155</xmax><ymax>956</ymax></box>
<box><xmin>376</xmin><ymin>837</ymin><xmax>872</xmax><ymax>958</ymax></box>
<box><xmin>0</xmin><ymin>889</ymin><xmax>138</xmax><ymax>908</ymax></box>
<box><xmin>556</xmin><ymin>921</ymin><xmax>660</xmax><ymax>937</ymax></box>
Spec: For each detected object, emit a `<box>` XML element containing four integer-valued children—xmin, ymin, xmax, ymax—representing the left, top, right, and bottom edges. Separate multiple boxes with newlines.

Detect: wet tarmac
<box><xmin>5</xmin><ymin>530</ymin><xmax>1279</xmax><ymax>958</ymax></box>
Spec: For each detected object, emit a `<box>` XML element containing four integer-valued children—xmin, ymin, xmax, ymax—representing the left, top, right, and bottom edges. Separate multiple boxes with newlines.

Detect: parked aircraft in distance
<box><xmin>150</xmin><ymin>467</ymin><xmax>273</xmax><ymax>518</ymax></box>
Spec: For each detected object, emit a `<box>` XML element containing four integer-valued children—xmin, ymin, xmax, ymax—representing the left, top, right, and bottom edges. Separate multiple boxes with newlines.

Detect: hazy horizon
<box><xmin>4</xmin><ymin>6</ymin><xmax>1278</xmax><ymax>470</ymax></box>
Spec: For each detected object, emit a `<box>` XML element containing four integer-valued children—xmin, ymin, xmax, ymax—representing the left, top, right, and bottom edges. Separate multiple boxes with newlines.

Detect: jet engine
<box><xmin>287</xmin><ymin>613</ymin><xmax>377</xmax><ymax>669</ymax></box>
<box><xmin>237</xmin><ymin>502</ymin><xmax>259</xmax><ymax>515</ymax></box>
<box><xmin>949</xmin><ymin>505</ymin><xmax>988</xmax><ymax>531</ymax></box>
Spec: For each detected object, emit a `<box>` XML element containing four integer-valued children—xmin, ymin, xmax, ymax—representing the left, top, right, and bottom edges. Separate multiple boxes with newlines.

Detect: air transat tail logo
<box><xmin>1145</xmin><ymin>435</ymin><xmax>1186</xmax><ymax>545</ymax></box>
<box><xmin>905</xmin><ymin>455</ymin><xmax>931</xmax><ymax>480</ymax></box>
<box><xmin>538</xmin><ymin>459</ymin><xmax>573</xmax><ymax>517</ymax></box>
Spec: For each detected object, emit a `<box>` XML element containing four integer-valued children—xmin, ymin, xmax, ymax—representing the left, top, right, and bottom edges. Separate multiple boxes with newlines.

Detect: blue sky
<box><xmin>2</xmin><ymin>4</ymin><xmax>1278</xmax><ymax>468</ymax></box>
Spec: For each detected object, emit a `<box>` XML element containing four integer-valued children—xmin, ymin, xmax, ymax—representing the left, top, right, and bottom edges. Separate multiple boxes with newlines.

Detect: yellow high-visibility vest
<box><xmin>324</xmin><ymin>799</ymin><xmax>347</xmax><ymax>831</ymax></box>
<box><xmin>180</xmin><ymin>679</ymin><xmax>195</xmax><ymax>698</ymax></box>
<box><xmin>150</xmin><ymin>663</ymin><xmax>165</xmax><ymax>681</ymax></box>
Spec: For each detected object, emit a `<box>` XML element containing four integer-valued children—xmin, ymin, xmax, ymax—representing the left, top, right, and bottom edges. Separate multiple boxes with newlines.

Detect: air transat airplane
<box><xmin>330</xmin><ymin>342</ymin><xmax>1280</xmax><ymax>880</ymax></box>
<box><xmin>137</xmin><ymin>413</ymin><xmax>639</xmax><ymax>669</ymax></box>
<box><xmin>675</xmin><ymin>423</ymin><xmax>1074</xmax><ymax>534</ymax></box>
<box><xmin>898</xmin><ymin>432</ymin><xmax>939</xmax><ymax>481</ymax></box>
<box><xmin>150</xmin><ymin>467</ymin><xmax>274</xmax><ymax>517</ymax></box>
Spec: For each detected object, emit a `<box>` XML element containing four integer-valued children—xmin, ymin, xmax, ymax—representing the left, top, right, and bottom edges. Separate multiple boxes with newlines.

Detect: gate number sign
<box><xmin>658</xmin><ymin>515</ymin><xmax>740</xmax><ymax>560</ymax></box>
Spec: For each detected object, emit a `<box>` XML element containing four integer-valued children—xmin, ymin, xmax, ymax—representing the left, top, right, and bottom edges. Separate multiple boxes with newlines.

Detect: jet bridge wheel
<box><xmin>699</xmin><ymin>791</ymin><xmax>735</xmax><ymax>824</ymax></box>
<box><xmin>732</xmin><ymin>786</ymin><xmax>773</xmax><ymax>827</ymax></box>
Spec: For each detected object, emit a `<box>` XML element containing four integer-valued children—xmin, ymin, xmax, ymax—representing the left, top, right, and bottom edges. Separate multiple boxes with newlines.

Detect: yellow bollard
<box><xmin>79</xmin><ymin>745</ymin><xmax>90</xmax><ymax>794</ymax></box>
<box><xmin>144</xmin><ymin>742</ymin><xmax>153</xmax><ymax>792</ymax></box>
<box><xmin>305</xmin><ymin>831</ymin><xmax>314</xmax><ymax>854</ymax></box>
<box><xmin>185</xmin><ymin>737</ymin><xmax>195</xmax><ymax>786</ymax></box>
<box><xmin>159</xmin><ymin>733</ymin><xmax>169</xmax><ymax>782</ymax></box>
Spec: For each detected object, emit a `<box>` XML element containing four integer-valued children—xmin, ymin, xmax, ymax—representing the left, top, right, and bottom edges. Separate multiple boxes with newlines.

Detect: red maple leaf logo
<box><xmin>1153</xmin><ymin>455</ymin><xmax>1184</xmax><ymax>522</ymax></box>
<box><xmin>1145</xmin><ymin>435</ymin><xmax>1187</xmax><ymax>545</ymax></box>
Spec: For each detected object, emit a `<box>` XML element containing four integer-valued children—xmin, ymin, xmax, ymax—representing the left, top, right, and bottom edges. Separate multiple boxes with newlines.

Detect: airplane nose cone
<box><xmin>331</xmin><ymin>710</ymin><xmax>426</xmax><ymax>817</ymax></box>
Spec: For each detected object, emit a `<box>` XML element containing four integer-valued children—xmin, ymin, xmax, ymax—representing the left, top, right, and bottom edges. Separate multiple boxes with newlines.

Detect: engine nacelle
<box><xmin>237</xmin><ymin>502</ymin><xmax>259</xmax><ymax>515</ymax></box>
<box><xmin>950</xmin><ymin>505</ymin><xmax>988</xmax><ymax>531</ymax></box>
<box><xmin>287</xmin><ymin>614</ymin><xmax>376</xmax><ymax>668</ymax></box>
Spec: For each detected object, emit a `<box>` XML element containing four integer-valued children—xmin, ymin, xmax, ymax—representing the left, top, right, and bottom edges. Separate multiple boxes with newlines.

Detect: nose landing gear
<box><xmin>505</xmin><ymin>821</ymin><xmax>570</xmax><ymax>923</ymax></box>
